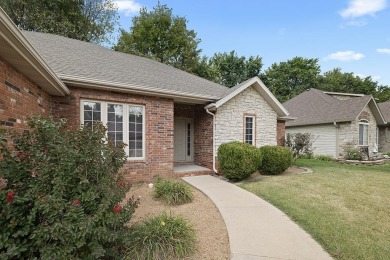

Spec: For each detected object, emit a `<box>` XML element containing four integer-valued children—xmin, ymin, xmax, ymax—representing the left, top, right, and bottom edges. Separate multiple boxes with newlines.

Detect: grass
<box><xmin>153</xmin><ymin>178</ymin><xmax>194</xmax><ymax>205</ymax></box>
<box><xmin>239</xmin><ymin>159</ymin><xmax>390</xmax><ymax>260</ymax></box>
<box><xmin>125</xmin><ymin>212</ymin><xmax>196</xmax><ymax>260</ymax></box>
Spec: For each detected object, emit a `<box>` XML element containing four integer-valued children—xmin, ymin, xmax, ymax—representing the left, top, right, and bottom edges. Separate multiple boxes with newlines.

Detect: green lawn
<box><xmin>239</xmin><ymin>159</ymin><xmax>390</xmax><ymax>260</ymax></box>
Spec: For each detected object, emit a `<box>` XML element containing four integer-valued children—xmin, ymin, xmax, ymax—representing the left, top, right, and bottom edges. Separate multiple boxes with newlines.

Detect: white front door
<box><xmin>174</xmin><ymin>118</ymin><xmax>193</xmax><ymax>162</ymax></box>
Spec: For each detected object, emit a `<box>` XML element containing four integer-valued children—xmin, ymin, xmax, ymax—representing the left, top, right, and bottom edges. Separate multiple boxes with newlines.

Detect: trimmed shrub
<box><xmin>153</xmin><ymin>178</ymin><xmax>193</xmax><ymax>205</ymax></box>
<box><xmin>0</xmin><ymin>117</ymin><xmax>139</xmax><ymax>259</ymax></box>
<box><xmin>125</xmin><ymin>212</ymin><xmax>196</xmax><ymax>259</ymax></box>
<box><xmin>259</xmin><ymin>145</ymin><xmax>292</xmax><ymax>175</ymax></box>
<box><xmin>345</xmin><ymin>148</ymin><xmax>363</xmax><ymax>160</ymax></box>
<box><xmin>217</xmin><ymin>141</ymin><xmax>262</xmax><ymax>181</ymax></box>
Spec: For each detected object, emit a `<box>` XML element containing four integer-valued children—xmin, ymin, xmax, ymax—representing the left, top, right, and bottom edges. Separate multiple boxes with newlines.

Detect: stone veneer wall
<box><xmin>52</xmin><ymin>86</ymin><xmax>175</xmax><ymax>183</ymax></box>
<box><xmin>0</xmin><ymin>57</ymin><xmax>51</xmax><ymax>133</ymax></box>
<box><xmin>215</xmin><ymin>86</ymin><xmax>277</xmax><ymax>152</ymax></box>
<box><xmin>378</xmin><ymin>126</ymin><xmax>390</xmax><ymax>153</ymax></box>
<box><xmin>338</xmin><ymin>105</ymin><xmax>378</xmax><ymax>157</ymax></box>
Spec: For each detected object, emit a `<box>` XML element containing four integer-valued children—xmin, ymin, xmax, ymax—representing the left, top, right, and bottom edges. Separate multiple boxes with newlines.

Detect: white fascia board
<box><xmin>0</xmin><ymin>8</ymin><xmax>69</xmax><ymax>96</ymax></box>
<box><xmin>60</xmin><ymin>75</ymin><xmax>219</xmax><ymax>103</ymax></box>
<box><xmin>367</xmin><ymin>97</ymin><xmax>386</xmax><ymax>125</ymax></box>
<box><xmin>214</xmin><ymin>76</ymin><xmax>289</xmax><ymax>117</ymax></box>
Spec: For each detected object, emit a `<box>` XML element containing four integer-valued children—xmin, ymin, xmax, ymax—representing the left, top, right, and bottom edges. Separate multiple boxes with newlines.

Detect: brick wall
<box><xmin>52</xmin><ymin>86</ymin><xmax>175</xmax><ymax>183</ymax></box>
<box><xmin>276</xmin><ymin>120</ymin><xmax>285</xmax><ymax>146</ymax></box>
<box><xmin>0</xmin><ymin>57</ymin><xmax>51</xmax><ymax>132</ymax></box>
<box><xmin>194</xmin><ymin>105</ymin><xmax>213</xmax><ymax>169</ymax></box>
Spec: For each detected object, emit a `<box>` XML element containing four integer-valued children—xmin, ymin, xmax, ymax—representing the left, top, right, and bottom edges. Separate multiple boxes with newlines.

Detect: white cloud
<box><xmin>324</xmin><ymin>51</ymin><xmax>365</xmax><ymax>61</ymax></box>
<box><xmin>345</xmin><ymin>19</ymin><xmax>367</xmax><ymax>26</ymax></box>
<box><xmin>377</xmin><ymin>48</ymin><xmax>390</xmax><ymax>54</ymax></box>
<box><xmin>353</xmin><ymin>73</ymin><xmax>381</xmax><ymax>81</ymax></box>
<box><xmin>114</xmin><ymin>0</ymin><xmax>142</xmax><ymax>16</ymax></box>
<box><xmin>340</xmin><ymin>0</ymin><xmax>387</xmax><ymax>18</ymax></box>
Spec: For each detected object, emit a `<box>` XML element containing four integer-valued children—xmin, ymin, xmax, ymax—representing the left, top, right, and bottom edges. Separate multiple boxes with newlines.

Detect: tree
<box><xmin>319</xmin><ymin>68</ymin><xmax>377</xmax><ymax>95</ymax></box>
<box><xmin>114</xmin><ymin>3</ymin><xmax>201</xmax><ymax>73</ymax></box>
<box><xmin>0</xmin><ymin>0</ymin><xmax>119</xmax><ymax>44</ymax></box>
<box><xmin>376</xmin><ymin>85</ymin><xmax>390</xmax><ymax>102</ymax></box>
<box><xmin>206</xmin><ymin>51</ymin><xmax>262</xmax><ymax>87</ymax></box>
<box><xmin>262</xmin><ymin>57</ymin><xmax>321</xmax><ymax>102</ymax></box>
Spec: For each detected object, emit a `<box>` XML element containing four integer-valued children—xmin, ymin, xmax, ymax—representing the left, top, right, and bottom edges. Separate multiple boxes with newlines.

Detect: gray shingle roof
<box><xmin>22</xmin><ymin>31</ymin><xmax>229</xmax><ymax>100</ymax></box>
<box><xmin>283</xmin><ymin>88</ymin><xmax>373</xmax><ymax>126</ymax></box>
<box><xmin>378</xmin><ymin>101</ymin><xmax>390</xmax><ymax>122</ymax></box>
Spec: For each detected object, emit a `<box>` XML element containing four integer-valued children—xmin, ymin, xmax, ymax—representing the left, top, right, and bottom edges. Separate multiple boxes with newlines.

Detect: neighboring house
<box><xmin>0</xmin><ymin>8</ymin><xmax>289</xmax><ymax>182</ymax></box>
<box><xmin>378</xmin><ymin>101</ymin><xmax>390</xmax><ymax>153</ymax></box>
<box><xmin>283</xmin><ymin>88</ymin><xmax>386</xmax><ymax>158</ymax></box>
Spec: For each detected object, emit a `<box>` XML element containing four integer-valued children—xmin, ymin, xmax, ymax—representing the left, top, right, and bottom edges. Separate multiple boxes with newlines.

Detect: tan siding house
<box><xmin>283</xmin><ymin>89</ymin><xmax>386</xmax><ymax>159</ymax></box>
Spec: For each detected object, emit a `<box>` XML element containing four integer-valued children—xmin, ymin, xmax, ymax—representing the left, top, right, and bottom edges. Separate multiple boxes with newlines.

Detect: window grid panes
<box><xmin>245</xmin><ymin>117</ymin><xmax>254</xmax><ymax>145</ymax></box>
<box><xmin>107</xmin><ymin>104</ymin><xmax>123</xmax><ymax>146</ymax></box>
<box><xmin>83</xmin><ymin>101</ymin><xmax>101</xmax><ymax>127</ymax></box>
<box><xmin>129</xmin><ymin>106</ymin><xmax>144</xmax><ymax>158</ymax></box>
<box><xmin>81</xmin><ymin>101</ymin><xmax>144</xmax><ymax>159</ymax></box>
<box><xmin>359</xmin><ymin>120</ymin><xmax>369</xmax><ymax>146</ymax></box>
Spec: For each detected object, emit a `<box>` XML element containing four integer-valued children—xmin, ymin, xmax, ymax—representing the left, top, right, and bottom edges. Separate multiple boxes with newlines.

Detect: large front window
<box><xmin>358</xmin><ymin>120</ymin><xmax>369</xmax><ymax>146</ymax></box>
<box><xmin>81</xmin><ymin>100</ymin><xmax>145</xmax><ymax>159</ymax></box>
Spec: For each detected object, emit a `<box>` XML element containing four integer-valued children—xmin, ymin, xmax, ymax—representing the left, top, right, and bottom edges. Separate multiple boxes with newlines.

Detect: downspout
<box><xmin>206</xmin><ymin>108</ymin><xmax>218</xmax><ymax>174</ymax></box>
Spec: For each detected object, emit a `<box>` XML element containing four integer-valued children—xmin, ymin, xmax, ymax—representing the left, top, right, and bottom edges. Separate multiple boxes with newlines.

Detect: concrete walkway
<box><xmin>182</xmin><ymin>175</ymin><xmax>333</xmax><ymax>260</ymax></box>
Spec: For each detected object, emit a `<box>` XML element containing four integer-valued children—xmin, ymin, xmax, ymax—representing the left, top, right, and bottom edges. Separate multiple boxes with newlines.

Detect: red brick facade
<box><xmin>52</xmin><ymin>86</ymin><xmax>175</xmax><ymax>183</ymax></box>
<box><xmin>276</xmin><ymin>120</ymin><xmax>286</xmax><ymax>146</ymax></box>
<box><xmin>0</xmin><ymin>57</ymin><xmax>51</xmax><ymax>132</ymax></box>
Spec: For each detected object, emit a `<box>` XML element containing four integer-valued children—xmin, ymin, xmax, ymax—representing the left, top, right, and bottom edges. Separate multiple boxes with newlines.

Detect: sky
<box><xmin>112</xmin><ymin>0</ymin><xmax>390</xmax><ymax>86</ymax></box>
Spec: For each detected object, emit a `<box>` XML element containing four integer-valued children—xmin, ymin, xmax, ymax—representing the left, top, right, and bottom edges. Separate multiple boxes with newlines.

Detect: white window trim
<box><xmin>80</xmin><ymin>99</ymin><xmax>145</xmax><ymax>160</ymax></box>
<box><xmin>358</xmin><ymin>120</ymin><xmax>369</xmax><ymax>146</ymax></box>
<box><xmin>244</xmin><ymin>115</ymin><xmax>255</xmax><ymax>145</ymax></box>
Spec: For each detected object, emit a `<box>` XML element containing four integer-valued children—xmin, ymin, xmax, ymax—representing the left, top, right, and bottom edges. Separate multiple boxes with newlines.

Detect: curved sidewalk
<box><xmin>182</xmin><ymin>175</ymin><xmax>333</xmax><ymax>260</ymax></box>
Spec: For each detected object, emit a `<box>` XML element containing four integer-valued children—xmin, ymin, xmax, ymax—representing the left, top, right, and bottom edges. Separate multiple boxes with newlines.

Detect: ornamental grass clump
<box><xmin>217</xmin><ymin>141</ymin><xmax>262</xmax><ymax>181</ymax></box>
<box><xmin>153</xmin><ymin>178</ymin><xmax>193</xmax><ymax>205</ymax></box>
<box><xmin>0</xmin><ymin>116</ymin><xmax>139</xmax><ymax>259</ymax></box>
<box><xmin>125</xmin><ymin>212</ymin><xmax>196</xmax><ymax>260</ymax></box>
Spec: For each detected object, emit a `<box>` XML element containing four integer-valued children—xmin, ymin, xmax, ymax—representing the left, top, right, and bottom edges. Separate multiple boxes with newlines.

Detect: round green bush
<box><xmin>217</xmin><ymin>141</ymin><xmax>262</xmax><ymax>181</ymax></box>
<box><xmin>259</xmin><ymin>145</ymin><xmax>292</xmax><ymax>175</ymax></box>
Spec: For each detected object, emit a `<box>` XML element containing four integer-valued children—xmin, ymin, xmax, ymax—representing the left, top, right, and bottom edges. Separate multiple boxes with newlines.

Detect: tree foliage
<box><xmin>0</xmin><ymin>0</ymin><xmax>119</xmax><ymax>44</ymax></box>
<box><xmin>318</xmin><ymin>68</ymin><xmax>377</xmax><ymax>95</ymax></box>
<box><xmin>205</xmin><ymin>51</ymin><xmax>262</xmax><ymax>87</ymax></box>
<box><xmin>114</xmin><ymin>3</ymin><xmax>201</xmax><ymax>73</ymax></box>
<box><xmin>262</xmin><ymin>57</ymin><xmax>321</xmax><ymax>103</ymax></box>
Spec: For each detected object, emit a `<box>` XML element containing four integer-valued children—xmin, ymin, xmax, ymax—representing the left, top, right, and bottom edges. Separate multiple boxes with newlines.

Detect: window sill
<box><xmin>127</xmin><ymin>158</ymin><xmax>146</xmax><ymax>163</ymax></box>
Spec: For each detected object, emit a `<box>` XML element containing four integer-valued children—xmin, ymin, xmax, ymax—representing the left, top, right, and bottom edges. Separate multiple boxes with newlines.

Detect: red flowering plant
<box><xmin>0</xmin><ymin>116</ymin><xmax>139</xmax><ymax>259</ymax></box>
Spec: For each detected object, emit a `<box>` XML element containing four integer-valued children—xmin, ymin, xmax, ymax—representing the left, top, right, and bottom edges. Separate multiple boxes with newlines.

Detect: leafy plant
<box><xmin>153</xmin><ymin>178</ymin><xmax>193</xmax><ymax>205</ymax></box>
<box><xmin>285</xmin><ymin>132</ymin><xmax>315</xmax><ymax>159</ymax></box>
<box><xmin>125</xmin><ymin>212</ymin><xmax>196</xmax><ymax>260</ymax></box>
<box><xmin>217</xmin><ymin>141</ymin><xmax>262</xmax><ymax>181</ymax></box>
<box><xmin>345</xmin><ymin>148</ymin><xmax>363</xmax><ymax>160</ymax></box>
<box><xmin>314</xmin><ymin>154</ymin><xmax>333</xmax><ymax>161</ymax></box>
<box><xmin>0</xmin><ymin>116</ymin><xmax>138</xmax><ymax>259</ymax></box>
<box><xmin>259</xmin><ymin>146</ymin><xmax>292</xmax><ymax>175</ymax></box>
